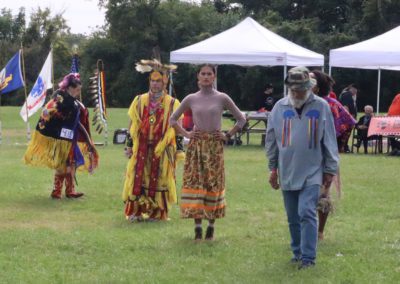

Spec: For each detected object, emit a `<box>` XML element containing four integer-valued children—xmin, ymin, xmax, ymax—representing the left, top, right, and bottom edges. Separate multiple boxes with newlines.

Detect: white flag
<box><xmin>20</xmin><ymin>50</ymin><xmax>53</xmax><ymax>122</ymax></box>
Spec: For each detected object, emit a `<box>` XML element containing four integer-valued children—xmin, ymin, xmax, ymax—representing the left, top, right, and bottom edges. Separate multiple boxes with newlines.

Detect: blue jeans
<box><xmin>282</xmin><ymin>184</ymin><xmax>320</xmax><ymax>263</ymax></box>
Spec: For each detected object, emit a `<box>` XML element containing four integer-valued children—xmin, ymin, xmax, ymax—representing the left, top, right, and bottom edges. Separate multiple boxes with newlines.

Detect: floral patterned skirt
<box><xmin>180</xmin><ymin>132</ymin><xmax>225</xmax><ymax>219</ymax></box>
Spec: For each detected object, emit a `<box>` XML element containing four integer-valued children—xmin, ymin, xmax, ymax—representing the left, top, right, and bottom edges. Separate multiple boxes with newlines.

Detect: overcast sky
<box><xmin>1</xmin><ymin>0</ymin><xmax>106</xmax><ymax>35</ymax></box>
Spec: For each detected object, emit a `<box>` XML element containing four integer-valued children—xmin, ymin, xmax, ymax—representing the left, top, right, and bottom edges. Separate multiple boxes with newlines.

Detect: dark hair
<box><xmin>58</xmin><ymin>73</ymin><xmax>81</xmax><ymax>91</ymax></box>
<box><xmin>311</xmin><ymin>70</ymin><xmax>335</xmax><ymax>97</ymax></box>
<box><xmin>198</xmin><ymin>64</ymin><xmax>216</xmax><ymax>75</ymax></box>
<box><xmin>347</xmin><ymin>83</ymin><xmax>357</xmax><ymax>89</ymax></box>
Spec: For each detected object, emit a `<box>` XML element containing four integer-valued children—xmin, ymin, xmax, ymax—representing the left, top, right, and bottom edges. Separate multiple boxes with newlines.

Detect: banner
<box><xmin>368</xmin><ymin>116</ymin><xmax>400</xmax><ymax>136</ymax></box>
<box><xmin>20</xmin><ymin>50</ymin><xmax>53</xmax><ymax>122</ymax></box>
<box><xmin>0</xmin><ymin>50</ymin><xmax>25</xmax><ymax>94</ymax></box>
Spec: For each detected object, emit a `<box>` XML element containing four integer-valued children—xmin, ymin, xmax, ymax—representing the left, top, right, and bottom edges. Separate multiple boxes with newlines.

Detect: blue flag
<box><xmin>71</xmin><ymin>54</ymin><xmax>79</xmax><ymax>74</ymax></box>
<box><xmin>0</xmin><ymin>50</ymin><xmax>25</xmax><ymax>95</ymax></box>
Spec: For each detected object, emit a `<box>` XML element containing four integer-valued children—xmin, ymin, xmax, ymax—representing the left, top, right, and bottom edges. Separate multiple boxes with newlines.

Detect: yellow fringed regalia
<box><xmin>123</xmin><ymin>92</ymin><xmax>183</xmax><ymax>221</ymax></box>
<box><xmin>24</xmin><ymin>90</ymin><xmax>98</xmax><ymax>173</ymax></box>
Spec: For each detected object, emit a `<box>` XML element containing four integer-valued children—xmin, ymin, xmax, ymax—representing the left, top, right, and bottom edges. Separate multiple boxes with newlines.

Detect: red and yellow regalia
<box><xmin>123</xmin><ymin>60</ymin><xmax>183</xmax><ymax>221</ymax></box>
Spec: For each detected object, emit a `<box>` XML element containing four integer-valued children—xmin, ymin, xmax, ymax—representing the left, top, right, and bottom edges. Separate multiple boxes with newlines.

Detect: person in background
<box><xmin>122</xmin><ymin>60</ymin><xmax>183</xmax><ymax>222</ymax></box>
<box><xmin>387</xmin><ymin>93</ymin><xmax>400</xmax><ymax>155</ymax></box>
<box><xmin>328</xmin><ymin>91</ymin><xmax>337</xmax><ymax>100</ymax></box>
<box><xmin>24</xmin><ymin>73</ymin><xmax>98</xmax><ymax>199</ymax></box>
<box><xmin>355</xmin><ymin>105</ymin><xmax>376</xmax><ymax>154</ymax></box>
<box><xmin>182</xmin><ymin>109</ymin><xmax>194</xmax><ymax>131</ymax></box>
<box><xmin>310</xmin><ymin>70</ymin><xmax>355</xmax><ymax>241</ymax></box>
<box><xmin>339</xmin><ymin>84</ymin><xmax>358</xmax><ymax>152</ymax></box>
<box><xmin>264</xmin><ymin>83</ymin><xmax>275</xmax><ymax>111</ymax></box>
<box><xmin>266</xmin><ymin>66</ymin><xmax>339</xmax><ymax>269</ymax></box>
<box><xmin>339</xmin><ymin>84</ymin><xmax>358</xmax><ymax>118</ymax></box>
<box><xmin>310</xmin><ymin>71</ymin><xmax>356</xmax><ymax>153</ymax></box>
<box><xmin>170</xmin><ymin>64</ymin><xmax>246</xmax><ymax>241</ymax></box>
<box><xmin>254</xmin><ymin>83</ymin><xmax>274</xmax><ymax>112</ymax></box>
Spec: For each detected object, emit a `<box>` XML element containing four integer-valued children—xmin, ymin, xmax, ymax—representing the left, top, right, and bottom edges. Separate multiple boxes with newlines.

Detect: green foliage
<box><xmin>0</xmin><ymin>7</ymin><xmax>74</xmax><ymax>106</ymax></box>
<box><xmin>0</xmin><ymin>7</ymin><xmax>25</xmax><ymax>43</ymax></box>
<box><xmin>2</xmin><ymin>0</ymin><xmax>400</xmax><ymax>111</ymax></box>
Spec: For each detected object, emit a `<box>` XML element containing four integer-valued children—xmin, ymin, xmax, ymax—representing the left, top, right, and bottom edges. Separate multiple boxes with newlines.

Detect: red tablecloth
<box><xmin>368</xmin><ymin>116</ymin><xmax>400</xmax><ymax>136</ymax></box>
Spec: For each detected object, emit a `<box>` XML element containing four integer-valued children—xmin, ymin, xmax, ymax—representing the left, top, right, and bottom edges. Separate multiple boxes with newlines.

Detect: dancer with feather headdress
<box><xmin>122</xmin><ymin>58</ymin><xmax>183</xmax><ymax>222</ymax></box>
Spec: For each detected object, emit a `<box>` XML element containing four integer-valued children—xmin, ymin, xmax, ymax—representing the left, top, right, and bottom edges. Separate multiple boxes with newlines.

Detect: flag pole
<box><xmin>78</xmin><ymin>57</ymin><xmax>82</xmax><ymax>102</ymax></box>
<box><xmin>71</xmin><ymin>45</ymin><xmax>82</xmax><ymax>102</ymax></box>
<box><xmin>20</xmin><ymin>43</ymin><xmax>31</xmax><ymax>141</ymax></box>
<box><xmin>77</xmin><ymin>54</ymin><xmax>82</xmax><ymax>102</ymax></box>
<box><xmin>51</xmin><ymin>44</ymin><xmax>55</xmax><ymax>93</ymax></box>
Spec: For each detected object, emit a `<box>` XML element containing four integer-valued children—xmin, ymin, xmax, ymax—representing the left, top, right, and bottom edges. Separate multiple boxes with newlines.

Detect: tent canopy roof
<box><xmin>329</xmin><ymin>26</ymin><xmax>400</xmax><ymax>70</ymax></box>
<box><xmin>170</xmin><ymin>17</ymin><xmax>324</xmax><ymax>67</ymax></box>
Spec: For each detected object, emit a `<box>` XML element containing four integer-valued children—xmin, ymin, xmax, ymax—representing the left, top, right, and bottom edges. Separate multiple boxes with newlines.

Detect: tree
<box><xmin>0</xmin><ymin>7</ymin><xmax>72</xmax><ymax>105</ymax></box>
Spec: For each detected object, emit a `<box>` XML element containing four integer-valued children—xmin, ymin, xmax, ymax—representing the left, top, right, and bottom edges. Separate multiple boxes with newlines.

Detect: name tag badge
<box><xmin>60</xmin><ymin>128</ymin><xmax>74</xmax><ymax>140</ymax></box>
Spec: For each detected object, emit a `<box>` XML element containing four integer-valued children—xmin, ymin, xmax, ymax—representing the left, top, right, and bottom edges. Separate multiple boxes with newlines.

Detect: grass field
<box><xmin>0</xmin><ymin>106</ymin><xmax>399</xmax><ymax>283</ymax></box>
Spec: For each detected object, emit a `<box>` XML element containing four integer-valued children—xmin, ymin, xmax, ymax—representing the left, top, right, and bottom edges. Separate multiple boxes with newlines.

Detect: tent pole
<box><xmin>214</xmin><ymin>65</ymin><xmax>218</xmax><ymax>90</ymax></box>
<box><xmin>283</xmin><ymin>65</ymin><xmax>287</xmax><ymax>96</ymax></box>
<box><xmin>377</xmin><ymin>68</ymin><xmax>381</xmax><ymax>114</ymax></box>
<box><xmin>328</xmin><ymin>66</ymin><xmax>332</xmax><ymax>76</ymax></box>
<box><xmin>169</xmin><ymin>70</ymin><xmax>173</xmax><ymax>97</ymax></box>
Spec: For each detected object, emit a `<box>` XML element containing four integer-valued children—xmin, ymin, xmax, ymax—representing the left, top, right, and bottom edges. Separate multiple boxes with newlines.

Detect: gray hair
<box><xmin>364</xmin><ymin>105</ymin><xmax>373</xmax><ymax>112</ymax></box>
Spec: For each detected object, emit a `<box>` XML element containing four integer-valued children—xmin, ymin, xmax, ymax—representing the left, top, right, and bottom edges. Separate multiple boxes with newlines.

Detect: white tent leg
<box><xmin>214</xmin><ymin>65</ymin><xmax>218</xmax><ymax>90</ymax></box>
<box><xmin>169</xmin><ymin>70</ymin><xmax>173</xmax><ymax>96</ymax></box>
<box><xmin>377</xmin><ymin>69</ymin><xmax>381</xmax><ymax>114</ymax></box>
<box><xmin>328</xmin><ymin>66</ymin><xmax>332</xmax><ymax>76</ymax></box>
<box><xmin>283</xmin><ymin>65</ymin><xmax>287</xmax><ymax>96</ymax></box>
<box><xmin>26</xmin><ymin>121</ymin><xmax>31</xmax><ymax>142</ymax></box>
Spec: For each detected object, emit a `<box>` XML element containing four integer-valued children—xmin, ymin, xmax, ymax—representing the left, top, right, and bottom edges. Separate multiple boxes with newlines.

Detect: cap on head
<box><xmin>285</xmin><ymin>66</ymin><xmax>315</xmax><ymax>91</ymax></box>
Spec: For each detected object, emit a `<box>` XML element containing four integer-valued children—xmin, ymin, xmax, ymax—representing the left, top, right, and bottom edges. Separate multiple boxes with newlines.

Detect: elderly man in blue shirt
<box><xmin>265</xmin><ymin>66</ymin><xmax>339</xmax><ymax>269</ymax></box>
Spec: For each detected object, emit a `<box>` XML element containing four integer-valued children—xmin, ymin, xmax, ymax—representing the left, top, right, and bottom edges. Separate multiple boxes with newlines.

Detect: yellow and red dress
<box><xmin>122</xmin><ymin>92</ymin><xmax>182</xmax><ymax>221</ymax></box>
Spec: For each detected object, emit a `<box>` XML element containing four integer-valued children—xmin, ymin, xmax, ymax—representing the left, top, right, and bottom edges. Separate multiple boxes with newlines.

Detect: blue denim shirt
<box><xmin>265</xmin><ymin>93</ymin><xmax>339</xmax><ymax>191</ymax></box>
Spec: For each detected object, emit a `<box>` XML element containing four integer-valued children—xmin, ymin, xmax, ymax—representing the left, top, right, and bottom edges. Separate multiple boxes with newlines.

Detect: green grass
<box><xmin>0</xmin><ymin>107</ymin><xmax>400</xmax><ymax>283</ymax></box>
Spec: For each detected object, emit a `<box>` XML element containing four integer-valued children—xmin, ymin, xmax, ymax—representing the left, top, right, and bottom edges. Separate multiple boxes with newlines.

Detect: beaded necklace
<box><xmin>149</xmin><ymin>91</ymin><xmax>163</xmax><ymax>115</ymax></box>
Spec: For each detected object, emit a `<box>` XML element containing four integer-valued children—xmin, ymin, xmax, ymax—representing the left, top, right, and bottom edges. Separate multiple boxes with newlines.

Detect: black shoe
<box><xmin>290</xmin><ymin>256</ymin><xmax>301</xmax><ymax>264</ymax></box>
<box><xmin>205</xmin><ymin>226</ymin><xmax>214</xmax><ymax>240</ymax></box>
<box><xmin>194</xmin><ymin>227</ymin><xmax>202</xmax><ymax>241</ymax></box>
<box><xmin>298</xmin><ymin>261</ymin><xmax>315</xmax><ymax>270</ymax></box>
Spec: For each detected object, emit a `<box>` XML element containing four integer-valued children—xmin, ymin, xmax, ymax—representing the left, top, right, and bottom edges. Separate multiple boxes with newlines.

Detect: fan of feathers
<box><xmin>88</xmin><ymin>72</ymin><xmax>106</xmax><ymax>134</ymax></box>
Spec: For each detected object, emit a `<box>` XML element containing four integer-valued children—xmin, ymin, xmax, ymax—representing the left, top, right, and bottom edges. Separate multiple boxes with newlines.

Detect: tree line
<box><xmin>1</xmin><ymin>0</ymin><xmax>400</xmax><ymax>111</ymax></box>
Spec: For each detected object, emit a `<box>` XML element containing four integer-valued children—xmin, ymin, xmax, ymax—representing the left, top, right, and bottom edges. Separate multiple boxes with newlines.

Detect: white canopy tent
<box><xmin>329</xmin><ymin>25</ymin><xmax>400</xmax><ymax>113</ymax></box>
<box><xmin>170</xmin><ymin>17</ymin><xmax>324</xmax><ymax>94</ymax></box>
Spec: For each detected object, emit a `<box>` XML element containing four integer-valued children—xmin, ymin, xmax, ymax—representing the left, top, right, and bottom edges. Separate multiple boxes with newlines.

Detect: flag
<box><xmin>20</xmin><ymin>50</ymin><xmax>53</xmax><ymax>122</ymax></box>
<box><xmin>0</xmin><ymin>50</ymin><xmax>25</xmax><ymax>95</ymax></box>
<box><xmin>70</xmin><ymin>53</ymin><xmax>79</xmax><ymax>74</ymax></box>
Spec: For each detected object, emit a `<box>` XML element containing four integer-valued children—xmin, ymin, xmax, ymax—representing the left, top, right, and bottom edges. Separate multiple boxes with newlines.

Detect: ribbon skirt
<box><xmin>180</xmin><ymin>132</ymin><xmax>226</xmax><ymax>219</ymax></box>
